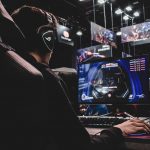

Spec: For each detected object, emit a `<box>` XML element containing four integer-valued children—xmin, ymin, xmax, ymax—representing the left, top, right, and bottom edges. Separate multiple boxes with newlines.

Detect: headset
<box><xmin>36</xmin><ymin>11</ymin><xmax>58</xmax><ymax>53</ymax></box>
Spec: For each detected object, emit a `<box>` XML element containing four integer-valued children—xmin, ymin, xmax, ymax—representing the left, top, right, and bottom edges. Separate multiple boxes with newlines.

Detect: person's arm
<box><xmin>42</xmin><ymin>69</ymin><xmax>123</xmax><ymax>150</ymax></box>
<box><xmin>90</xmin><ymin>127</ymin><xmax>123</xmax><ymax>150</ymax></box>
<box><xmin>36</xmin><ymin>67</ymin><xmax>150</xmax><ymax>150</ymax></box>
<box><xmin>90</xmin><ymin>118</ymin><xmax>150</xmax><ymax>150</ymax></box>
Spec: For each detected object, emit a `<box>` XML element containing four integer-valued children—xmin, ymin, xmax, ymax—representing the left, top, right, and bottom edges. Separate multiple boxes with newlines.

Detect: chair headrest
<box><xmin>0</xmin><ymin>42</ymin><xmax>43</xmax><ymax>77</ymax></box>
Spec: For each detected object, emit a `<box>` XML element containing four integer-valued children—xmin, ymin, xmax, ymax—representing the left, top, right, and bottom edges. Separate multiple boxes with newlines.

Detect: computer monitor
<box><xmin>78</xmin><ymin>55</ymin><xmax>149</xmax><ymax>104</ymax></box>
<box><xmin>77</xmin><ymin>44</ymin><xmax>111</xmax><ymax>64</ymax></box>
<box><xmin>91</xmin><ymin>22</ymin><xmax>117</xmax><ymax>48</ymax></box>
<box><xmin>121</xmin><ymin>22</ymin><xmax>150</xmax><ymax>45</ymax></box>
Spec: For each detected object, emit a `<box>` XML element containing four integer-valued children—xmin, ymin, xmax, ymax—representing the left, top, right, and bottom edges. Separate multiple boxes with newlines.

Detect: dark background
<box><xmin>2</xmin><ymin>0</ymin><xmax>150</xmax><ymax>68</ymax></box>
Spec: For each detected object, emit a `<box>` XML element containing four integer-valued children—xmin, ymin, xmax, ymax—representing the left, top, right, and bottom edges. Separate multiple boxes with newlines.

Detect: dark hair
<box><xmin>11</xmin><ymin>5</ymin><xmax>58</xmax><ymax>52</ymax></box>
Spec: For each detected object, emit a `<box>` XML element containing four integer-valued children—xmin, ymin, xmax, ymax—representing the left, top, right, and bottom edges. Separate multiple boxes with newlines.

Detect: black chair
<box><xmin>0</xmin><ymin>3</ymin><xmax>60</xmax><ymax>150</ymax></box>
<box><xmin>0</xmin><ymin>42</ymin><xmax>57</xmax><ymax>150</ymax></box>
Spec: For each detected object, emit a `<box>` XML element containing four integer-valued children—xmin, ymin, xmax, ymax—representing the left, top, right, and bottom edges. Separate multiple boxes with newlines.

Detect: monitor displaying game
<box><xmin>77</xmin><ymin>44</ymin><xmax>111</xmax><ymax>63</ymax></box>
<box><xmin>78</xmin><ymin>55</ymin><xmax>149</xmax><ymax>104</ymax></box>
<box><xmin>91</xmin><ymin>22</ymin><xmax>117</xmax><ymax>48</ymax></box>
<box><xmin>121</xmin><ymin>22</ymin><xmax>150</xmax><ymax>45</ymax></box>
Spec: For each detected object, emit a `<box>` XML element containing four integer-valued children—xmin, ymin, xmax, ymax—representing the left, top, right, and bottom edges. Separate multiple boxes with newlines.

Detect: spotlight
<box><xmin>115</xmin><ymin>8</ymin><xmax>123</xmax><ymax>15</ymax></box>
<box><xmin>123</xmin><ymin>15</ymin><xmax>129</xmax><ymax>21</ymax></box>
<box><xmin>76</xmin><ymin>30</ymin><xmax>83</xmax><ymax>36</ymax></box>
<box><xmin>125</xmin><ymin>6</ymin><xmax>132</xmax><ymax>12</ymax></box>
<box><xmin>98</xmin><ymin>0</ymin><xmax>106</xmax><ymax>4</ymax></box>
<box><xmin>116</xmin><ymin>31</ymin><xmax>122</xmax><ymax>36</ymax></box>
<box><xmin>133</xmin><ymin>11</ymin><xmax>140</xmax><ymax>17</ymax></box>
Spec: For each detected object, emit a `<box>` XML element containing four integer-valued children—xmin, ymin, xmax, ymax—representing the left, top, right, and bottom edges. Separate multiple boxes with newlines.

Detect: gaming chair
<box><xmin>0</xmin><ymin>41</ymin><xmax>56</xmax><ymax>150</ymax></box>
<box><xmin>0</xmin><ymin>2</ymin><xmax>58</xmax><ymax>149</ymax></box>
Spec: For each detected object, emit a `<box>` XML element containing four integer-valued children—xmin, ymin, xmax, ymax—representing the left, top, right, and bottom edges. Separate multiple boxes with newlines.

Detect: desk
<box><xmin>86</xmin><ymin>128</ymin><xmax>150</xmax><ymax>150</ymax></box>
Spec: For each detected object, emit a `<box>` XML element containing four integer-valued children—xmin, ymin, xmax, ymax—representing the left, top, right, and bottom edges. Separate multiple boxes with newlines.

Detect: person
<box><xmin>11</xmin><ymin>5</ymin><xmax>150</xmax><ymax>150</ymax></box>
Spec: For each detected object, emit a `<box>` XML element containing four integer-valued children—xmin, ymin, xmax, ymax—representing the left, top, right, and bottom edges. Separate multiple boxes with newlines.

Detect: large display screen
<box><xmin>91</xmin><ymin>22</ymin><xmax>117</xmax><ymax>48</ymax></box>
<box><xmin>78</xmin><ymin>56</ymin><xmax>149</xmax><ymax>104</ymax></box>
<box><xmin>121</xmin><ymin>22</ymin><xmax>150</xmax><ymax>44</ymax></box>
<box><xmin>77</xmin><ymin>44</ymin><xmax>111</xmax><ymax>63</ymax></box>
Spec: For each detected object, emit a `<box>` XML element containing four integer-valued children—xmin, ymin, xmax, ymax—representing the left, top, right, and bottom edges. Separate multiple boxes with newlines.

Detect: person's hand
<box><xmin>114</xmin><ymin>118</ymin><xmax>150</xmax><ymax>136</ymax></box>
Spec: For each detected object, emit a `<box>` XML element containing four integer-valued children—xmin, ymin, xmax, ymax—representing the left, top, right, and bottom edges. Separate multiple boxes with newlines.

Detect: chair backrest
<box><xmin>0</xmin><ymin>42</ymin><xmax>53</xmax><ymax>150</ymax></box>
<box><xmin>0</xmin><ymin>4</ymin><xmax>59</xmax><ymax>150</ymax></box>
<box><xmin>0</xmin><ymin>1</ymin><xmax>26</xmax><ymax>52</ymax></box>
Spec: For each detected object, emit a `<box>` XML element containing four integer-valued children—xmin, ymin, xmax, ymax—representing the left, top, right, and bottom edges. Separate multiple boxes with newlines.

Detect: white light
<box><xmin>115</xmin><ymin>8</ymin><xmax>123</xmax><ymax>15</ymax></box>
<box><xmin>102</xmin><ymin>45</ymin><xmax>109</xmax><ymax>48</ymax></box>
<box><xmin>116</xmin><ymin>31</ymin><xmax>122</xmax><ymax>36</ymax></box>
<box><xmin>123</xmin><ymin>15</ymin><xmax>129</xmax><ymax>20</ymax></box>
<box><xmin>98</xmin><ymin>0</ymin><xmax>106</xmax><ymax>4</ymax></box>
<box><xmin>125</xmin><ymin>6</ymin><xmax>132</xmax><ymax>12</ymax></box>
<box><xmin>133</xmin><ymin>11</ymin><xmax>140</xmax><ymax>17</ymax></box>
<box><xmin>76</xmin><ymin>30</ymin><xmax>83</xmax><ymax>36</ymax></box>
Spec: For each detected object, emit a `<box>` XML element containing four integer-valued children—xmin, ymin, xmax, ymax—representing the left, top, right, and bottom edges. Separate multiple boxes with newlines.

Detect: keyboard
<box><xmin>78</xmin><ymin>116</ymin><xmax>129</xmax><ymax>128</ymax></box>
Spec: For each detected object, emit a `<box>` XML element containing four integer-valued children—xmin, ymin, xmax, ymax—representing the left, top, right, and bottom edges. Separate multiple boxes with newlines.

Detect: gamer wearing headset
<box><xmin>11</xmin><ymin>5</ymin><xmax>150</xmax><ymax>150</ymax></box>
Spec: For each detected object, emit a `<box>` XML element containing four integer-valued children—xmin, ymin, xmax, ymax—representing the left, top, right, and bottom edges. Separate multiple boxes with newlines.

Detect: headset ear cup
<box><xmin>36</xmin><ymin>25</ymin><xmax>56</xmax><ymax>52</ymax></box>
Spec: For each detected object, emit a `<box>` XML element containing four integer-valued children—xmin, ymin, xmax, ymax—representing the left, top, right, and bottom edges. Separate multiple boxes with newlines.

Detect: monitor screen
<box><xmin>78</xmin><ymin>55</ymin><xmax>149</xmax><ymax>104</ymax></box>
<box><xmin>91</xmin><ymin>22</ymin><xmax>117</xmax><ymax>48</ymax></box>
<box><xmin>77</xmin><ymin>44</ymin><xmax>111</xmax><ymax>63</ymax></box>
<box><xmin>121</xmin><ymin>22</ymin><xmax>150</xmax><ymax>45</ymax></box>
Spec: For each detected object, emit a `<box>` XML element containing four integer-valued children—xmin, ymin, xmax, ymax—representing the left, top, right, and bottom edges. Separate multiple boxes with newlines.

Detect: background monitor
<box><xmin>91</xmin><ymin>22</ymin><xmax>117</xmax><ymax>48</ymax></box>
<box><xmin>78</xmin><ymin>55</ymin><xmax>149</xmax><ymax>104</ymax></box>
<box><xmin>121</xmin><ymin>22</ymin><xmax>150</xmax><ymax>45</ymax></box>
<box><xmin>77</xmin><ymin>44</ymin><xmax>111</xmax><ymax>63</ymax></box>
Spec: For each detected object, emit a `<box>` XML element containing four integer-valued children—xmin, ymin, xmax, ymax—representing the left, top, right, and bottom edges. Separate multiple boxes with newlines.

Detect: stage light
<box><xmin>133</xmin><ymin>11</ymin><xmax>140</xmax><ymax>17</ymax></box>
<box><xmin>98</xmin><ymin>0</ymin><xmax>106</xmax><ymax>4</ymax></box>
<box><xmin>125</xmin><ymin>6</ymin><xmax>132</xmax><ymax>12</ymax></box>
<box><xmin>76</xmin><ymin>30</ymin><xmax>83</xmax><ymax>36</ymax></box>
<box><xmin>116</xmin><ymin>31</ymin><xmax>122</xmax><ymax>36</ymax></box>
<box><xmin>115</xmin><ymin>8</ymin><xmax>123</xmax><ymax>15</ymax></box>
<box><xmin>123</xmin><ymin>15</ymin><xmax>129</xmax><ymax>21</ymax></box>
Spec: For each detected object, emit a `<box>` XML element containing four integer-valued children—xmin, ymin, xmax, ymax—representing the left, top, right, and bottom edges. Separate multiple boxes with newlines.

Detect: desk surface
<box><xmin>86</xmin><ymin>127</ymin><xmax>150</xmax><ymax>150</ymax></box>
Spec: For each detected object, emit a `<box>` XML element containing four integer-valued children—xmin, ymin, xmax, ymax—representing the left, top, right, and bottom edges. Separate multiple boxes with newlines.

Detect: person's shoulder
<box><xmin>40</xmin><ymin>65</ymin><xmax>61</xmax><ymax>81</ymax></box>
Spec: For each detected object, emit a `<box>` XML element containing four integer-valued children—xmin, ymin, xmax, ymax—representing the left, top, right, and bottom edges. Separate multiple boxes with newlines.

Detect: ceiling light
<box><xmin>116</xmin><ymin>31</ymin><xmax>122</xmax><ymax>36</ymax></box>
<box><xmin>76</xmin><ymin>30</ymin><xmax>83</xmax><ymax>36</ymax></box>
<box><xmin>115</xmin><ymin>8</ymin><xmax>123</xmax><ymax>15</ymax></box>
<box><xmin>125</xmin><ymin>6</ymin><xmax>132</xmax><ymax>12</ymax></box>
<box><xmin>133</xmin><ymin>11</ymin><xmax>140</xmax><ymax>17</ymax></box>
<box><xmin>98</xmin><ymin>0</ymin><xmax>106</xmax><ymax>4</ymax></box>
<box><xmin>123</xmin><ymin>15</ymin><xmax>129</xmax><ymax>21</ymax></box>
